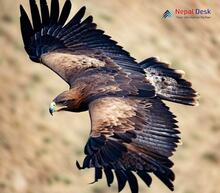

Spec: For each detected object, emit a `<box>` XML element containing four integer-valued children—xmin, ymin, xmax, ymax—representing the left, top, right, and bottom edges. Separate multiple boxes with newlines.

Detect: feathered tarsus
<box><xmin>20</xmin><ymin>1</ymin><xmax>199</xmax><ymax>193</ymax></box>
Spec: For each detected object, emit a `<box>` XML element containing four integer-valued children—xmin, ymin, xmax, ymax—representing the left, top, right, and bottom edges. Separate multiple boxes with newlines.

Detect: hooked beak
<box><xmin>49</xmin><ymin>102</ymin><xmax>68</xmax><ymax>116</ymax></box>
<box><xmin>49</xmin><ymin>102</ymin><xmax>56</xmax><ymax>116</ymax></box>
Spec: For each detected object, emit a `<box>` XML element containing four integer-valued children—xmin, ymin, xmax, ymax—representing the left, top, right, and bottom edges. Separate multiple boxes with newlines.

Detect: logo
<box><xmin>162</xmin><ymin>10</ymin><xmax>172</xmax><ymax>19</ymax></box>
<box><xmin>162</xmin><ymin>8</ymin><xmax>212</xmax><ymax>19</ymax></box>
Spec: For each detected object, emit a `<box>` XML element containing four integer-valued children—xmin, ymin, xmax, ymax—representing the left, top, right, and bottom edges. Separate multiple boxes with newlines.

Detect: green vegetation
<box><xmin>99</xmin><ymin>13</ymin><xmax>113</xmax><ymax>22</ymax></box>
<box><xmin>202</xmin><ymin>152</ymin><xmax>219</xmax><ymax>164</ymax></box>
<box><xmin>48</xmin><ymin>174</ymin><xmax>72</xmax><ymax>185</ymax></box>
<box><xmin>43</xmin><ymin>136</ymin><xmax>52</xmax><ymax>144</ymax></box>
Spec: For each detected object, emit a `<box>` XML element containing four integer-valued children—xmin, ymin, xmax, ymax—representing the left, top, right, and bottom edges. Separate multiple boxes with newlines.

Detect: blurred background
<box><xmin>0</xmin><ymin>0</ymin><xmax>220</xmax><ymax>193</ymax></box>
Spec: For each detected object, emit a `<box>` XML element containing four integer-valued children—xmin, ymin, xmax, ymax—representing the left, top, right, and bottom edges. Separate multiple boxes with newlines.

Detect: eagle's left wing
<box><xmin>20</xmin><ymin>0</ymin><xmax>145</xmax><ymax>85</ymax></box>
<box><xmin>77</xmin><ymin>96</ymin><xmax>180</xmax><ymax>193</ymax></box>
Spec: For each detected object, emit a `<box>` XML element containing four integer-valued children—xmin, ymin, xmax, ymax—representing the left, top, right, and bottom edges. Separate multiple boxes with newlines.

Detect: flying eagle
<box><xmin>20</xmin><ymin>0</ymin><xmax>198</xmax><ymax>192</ymax></box>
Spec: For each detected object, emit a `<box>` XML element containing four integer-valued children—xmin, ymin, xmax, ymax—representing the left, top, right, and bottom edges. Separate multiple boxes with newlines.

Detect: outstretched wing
<box><xmin>77</xmin><ymin>96</ymin><xmax>180</xmax><ymax>192</ymax></box>
<box><xmin>20</xmin><ymin>0</ymin><xmax>144</xmax><ymax>85</ymax></box>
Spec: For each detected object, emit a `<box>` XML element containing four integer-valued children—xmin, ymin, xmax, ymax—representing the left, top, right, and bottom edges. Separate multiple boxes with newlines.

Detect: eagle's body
<box><xmin>20</xmin><ymin>1</ymin><xmax>198</xmax><ymax>193</ymax></box>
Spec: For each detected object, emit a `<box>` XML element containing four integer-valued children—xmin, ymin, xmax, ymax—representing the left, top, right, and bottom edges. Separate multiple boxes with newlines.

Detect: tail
<box><xmin>140</xmin><ymin>57</ymin><xmax>199</xmax><ymax>106</ymax></box>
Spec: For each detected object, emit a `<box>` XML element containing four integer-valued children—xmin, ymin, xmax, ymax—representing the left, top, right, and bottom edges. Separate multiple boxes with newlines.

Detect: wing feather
<box><xmin>115</xmin><ymin>170</ymin><xmax>127</xmax><ymax>192</ymax></box>
<box><xmin>104</xmin><ymin>167</ymin><xmax>114</xmax><ymax>186</ymax></box>
<box><xmin>60</xmin><ymin>6</ymin><xmax>86</xmax><ymax>34</ymax></box>
<box><xmin>136</xmin><ymin>171</ymin><xmax>152</xmax><ymax>187</ymax></box>
<box><xmin>29</xmin><ymin>0</ymin><xmax>41</xmax><ymax>31</ymax></box>
<box><xmin>126</xmin><ymin>171</ymin><xmax>139</xmax><ymax>193</ymax></box>
<box><xmin>50</xmin><ymin>0</ymin><xmax>59</xmax><ymax>24</ymax></box>
<box><xmin>40</xmin><ymin>0</ymin><xmax>50</xmax><ymax>25</ymax></box>
<box><xmin>20</xmin><ymin>5</ymin><xmax>34</xmax><ymax>47</ymax></box>
<box><xmin>58</xmin><ymin>0</ymin><xmax>72</xmax><ymax>25</ymax></box>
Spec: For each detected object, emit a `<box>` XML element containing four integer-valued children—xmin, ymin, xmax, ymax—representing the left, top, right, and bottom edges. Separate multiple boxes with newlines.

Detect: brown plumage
<box><xmin>20</xmin><ymin>0</ymin><xmax>199</xmax><ymax>193</ymax></box>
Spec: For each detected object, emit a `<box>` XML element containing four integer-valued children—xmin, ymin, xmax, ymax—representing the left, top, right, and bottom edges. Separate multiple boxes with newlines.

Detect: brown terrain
<box><xmin>0</xmin><ymin>0</ymin><xmax>220</xmax><ymax>193</ymax></box>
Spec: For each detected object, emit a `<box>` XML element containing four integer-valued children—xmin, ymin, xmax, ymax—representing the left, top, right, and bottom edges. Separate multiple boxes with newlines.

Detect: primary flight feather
<box><xmin>20</xmin><ymin>0</ymin><xmax>199</xmax><ymax>192</ymax></box>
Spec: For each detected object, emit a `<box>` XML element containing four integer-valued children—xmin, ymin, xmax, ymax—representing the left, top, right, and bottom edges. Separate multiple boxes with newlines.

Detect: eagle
<box><xmin>20</xmin><ymin>0</ymin><xmax>198</xmax><ymax>193</ymax></box>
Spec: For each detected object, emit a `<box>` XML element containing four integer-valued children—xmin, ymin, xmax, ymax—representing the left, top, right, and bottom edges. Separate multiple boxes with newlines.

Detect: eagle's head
<box><xmin>49</xmin><ymin>89</ymin><xmax>83</xmax><ymax>115</ymax></box>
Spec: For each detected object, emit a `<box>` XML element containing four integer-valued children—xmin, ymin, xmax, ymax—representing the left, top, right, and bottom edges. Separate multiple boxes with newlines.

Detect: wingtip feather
<box><xmin>58</xmin><ymin>0</ymin><xmax>72</xmax><ymax>25</ymax></box>
<box><xmin>20</xmin><ymin>4</ymin><xmax>28</xmax><ymax>18</ymax></box>
<box><xmin>50</xmin><ymin>0</ymin><xmax>60</xmax><ymax>24</ymax></box>
<box><xmin>20</xmin><ymin>4</ymin><xmax>24</xmax><ymax>13</ymax></box>
<box><xmin>29</xmin><ymin>0</ymin><xmax>42</xmax><ymax>31</ymax></box>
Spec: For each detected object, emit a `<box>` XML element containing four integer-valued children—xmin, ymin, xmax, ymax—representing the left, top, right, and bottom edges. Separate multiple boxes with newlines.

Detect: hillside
<box><xmin>0</xmin><ymin>0</ymin><xmax>220</xmax><ymax>193</ymax></box>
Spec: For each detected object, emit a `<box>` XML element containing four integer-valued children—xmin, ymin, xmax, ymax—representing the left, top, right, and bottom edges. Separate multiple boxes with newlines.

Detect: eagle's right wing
<box><xmin>20</xmin><ymin>0</ymin><xmax>145</xmax><ymax>85</ymax></box>
<box><xmin>77</xmin><ymin>96</ymin><xmax>180</xmax><ymax>193</ymax></box>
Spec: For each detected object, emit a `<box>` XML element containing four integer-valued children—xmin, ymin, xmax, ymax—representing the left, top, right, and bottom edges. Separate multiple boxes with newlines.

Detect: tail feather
<box><xmin>140</xmin><ymin>57</ymin><xmax>199</xmax><ymax>106</ymax></box>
